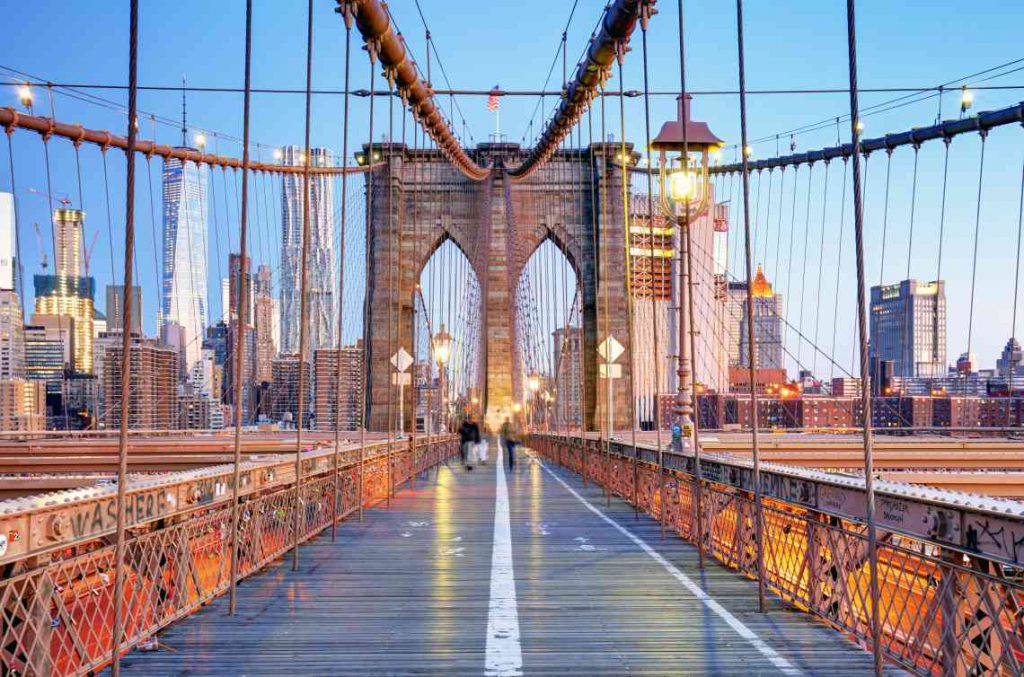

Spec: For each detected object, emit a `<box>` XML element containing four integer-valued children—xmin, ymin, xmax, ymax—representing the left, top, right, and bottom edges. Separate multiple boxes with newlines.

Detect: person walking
<box><xmin>459</xmin><ymin>418</ymin><xmax>475</xmax><ymax>468</ymax></box>
<box><xmin>499</xmin><ymin>416</ymin><xmax>519</xmax><ymax>471</ymax></box>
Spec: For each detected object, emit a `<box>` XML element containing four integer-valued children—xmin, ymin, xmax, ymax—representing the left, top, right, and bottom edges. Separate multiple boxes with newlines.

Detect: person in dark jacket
<box><xmin>459</xmin><ymin>418</ymin><xmax>482</xmax><ymax>469</ymax></box>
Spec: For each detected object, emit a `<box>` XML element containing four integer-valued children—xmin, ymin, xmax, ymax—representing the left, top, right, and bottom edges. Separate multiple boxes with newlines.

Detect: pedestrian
<box><xmin>459</xmin><ymin>418</ymin><xmax>475</xmax><ymax>467</ymax></box>
<box><xmin>500</xmin><ymin>416</ymin><xmax>519</xmax><ymax>471</ymax></box>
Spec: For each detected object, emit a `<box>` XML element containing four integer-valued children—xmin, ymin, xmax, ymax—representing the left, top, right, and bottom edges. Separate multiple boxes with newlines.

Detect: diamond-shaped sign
<box><xmin>390</xmin><ymin>347</ymin><xmax>413</xmax><ymax>373</ymax></box>
<box><xmin>597</xmin><ymin>335</ymin><xmax>625</xmax><ymax>363</ymax></box>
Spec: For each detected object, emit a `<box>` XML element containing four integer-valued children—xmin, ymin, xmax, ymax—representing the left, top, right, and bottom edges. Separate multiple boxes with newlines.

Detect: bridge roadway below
<box><xmin>110</xmin><ymin>447</ymin><xmax>901</xmax><ymax>676</ymax></box>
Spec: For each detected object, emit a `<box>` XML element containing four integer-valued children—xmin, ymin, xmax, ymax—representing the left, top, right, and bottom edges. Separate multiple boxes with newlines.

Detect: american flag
<box><xmin>487</xmin><ymin>86</ymin><xmax>500</xmax><ymax>112</ymax></box>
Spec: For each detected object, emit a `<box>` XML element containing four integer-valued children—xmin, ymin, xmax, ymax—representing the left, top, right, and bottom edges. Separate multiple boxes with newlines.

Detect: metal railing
<box><xmin>0</xmin><ymin>435</ymin><xmax>458</xmax><ymax>677</ymax></box>
<box><xmin>530</xmin><ymin>434</ymin><xmax>1024</xmax><ymax>677</ymax></box>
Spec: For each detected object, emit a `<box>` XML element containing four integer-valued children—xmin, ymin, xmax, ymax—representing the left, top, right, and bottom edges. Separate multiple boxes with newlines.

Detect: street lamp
<box><xmin>433</xmin><ymin>324</ymin><xmax>453</xmax><ymax>430</ymax></box>
<box><xmin>960</xmin><ymin>85</ymin><xmax>974</xmax><ymax>115</ymax></box>
<box><xmin>526</xmin><ymin>372</ymin><xmax>541</xmax><ymax>430</ymax></box>
<box><xmin>652</xmin><ymin>95</ymin><xmax>723</xmax><ymax>442</ymax></box>
<box><xmin>17</xmin><ymin>83</ymin><xmax>33</xmax><ymax>110</ymax></box>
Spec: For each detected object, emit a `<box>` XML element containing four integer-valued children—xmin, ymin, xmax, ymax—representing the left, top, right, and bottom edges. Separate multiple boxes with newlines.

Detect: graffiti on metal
<box><xmin>963</xmin><ymin>514</ymin><xmax>1024</xmax><ymax>564</ymax></box>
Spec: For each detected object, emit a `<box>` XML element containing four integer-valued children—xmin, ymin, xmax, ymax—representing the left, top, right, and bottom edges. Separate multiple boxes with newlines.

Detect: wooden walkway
<box><xmin>112</xmin><ymin>447</ymin><xmax>902</xmax><ymax>676</ymax></box>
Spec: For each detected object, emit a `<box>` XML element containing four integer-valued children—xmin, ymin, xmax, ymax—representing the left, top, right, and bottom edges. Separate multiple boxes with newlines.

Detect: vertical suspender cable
<box><xmin>964</xmin><ymin>135</ymin><xmax>987</xmax><ymax>401</ymax></box>
<box><xmin>734</xmin><ymin>0</ymin><xmax>767</xmax><ymax>614</ymax></box>
<box><xmin>674</xmin><ymin>0</ymin><xmax>705</xmax><ymax>568</ymax></box>
<box><xmin>616</xmin><ymin>58</ymin><xmax>640</xmax><ymax>519</ymax></box>
<box><xmin>1010</xmin><ymin>152</ymin><xmax>1024</xmax><ymax>403</ymax></box>
<box><xmin>385</xmin><ymin>78</ymin><xmax>395</xmax><ymax>506</ymax></box>
<box><xmin>333</xmin><ymin>2</ymin><xmax>354</xmax><ymax>542</ymax></box>
<box><xmin>360</xmin><ymin>53</ymin><xmax>377</xmax><ymax>520</ymax></box>
<box><xmin>598</xmin><ymin>86</ymin><xmax>613</xmax><ymax>506</ymax></box>
<box><xmin>292</xmin><ymin>0</ymin><xmax>315</xmax><ymax>572</ymax></box>
<box><xmin>228</xmin><ymin>0</ymin><xmax>253</xmax><ymax>615</ymax></box>
<box><xmin>843</xmin><ymin>1</ymin><xmax>883</xmax><ymax>673</ymax></box>
<box><xmin>110</xmin><ymin>0</ymin><xmax>139</xmax><ymax>673</ymax></box>
<box><xmin>638</xmin><ymin>10</ymin><xmax>666</xmax><ymax>538</ymax></box>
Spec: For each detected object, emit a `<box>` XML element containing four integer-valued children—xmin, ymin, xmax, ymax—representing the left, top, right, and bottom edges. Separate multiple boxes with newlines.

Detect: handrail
<box><xmin>0</xmin><ymin>435</ymin><xmax>453</xmax><ymax>565</ymax></box>
<box><xmin>530</xmin><ymin>433</ymin><xmax>1024</xmax><ymax>567</ymax></box>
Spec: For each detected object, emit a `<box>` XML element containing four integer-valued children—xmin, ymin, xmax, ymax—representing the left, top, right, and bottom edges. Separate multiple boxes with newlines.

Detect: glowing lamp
<box><xmin>960</xmin><ymin>86</ymin><xmax>974</xmax><ymax>113</ymax></box>
<box><xmin>17</xmin><ymin>84</ymin><xmax>33</xmax><ymax>109</ymax></box>
<box><xmin>527</xmin><ymin>373</ymin><xmax>541</xmax><ymax>393</ymax></box>
<box><xmin>273</xmin><ymin>148</ymin><xmax>284</xmax><ymax>162</ymax></box>
<box><xmin>354</xmin><ymin>151</ymin><xmax>368</xmax><ymax>166</ymax></box>
<box><xmin>854</xmin><ymin>120</ymin><xmax>865</xmax><ymax>134</ymax></box>
<box><xmin>433</xmin><ymin>324</ymin><xmax>452</xmax><ymax>366</ymax></box>
<box><xmin>668</xmin><ymin>168</ymin><xmax>701</xmax><ymax>205</ymax></box>
<box><xmin>512</xmin><ymin>402</ymin><xmax>523</xmax><ymax>414</ymax></box>
<box><xmin>194</xmin><ymin>132</ymin><xmax>207</xmax><ymax>150</ymax></box>
<box><xmin>651</xmin><ymin>95</ymin><xmax>722</xmax><ymax>218</ymax></box>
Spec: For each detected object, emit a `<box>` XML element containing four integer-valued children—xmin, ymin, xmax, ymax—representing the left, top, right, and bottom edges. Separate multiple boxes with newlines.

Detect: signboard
<box><xmin>391</xmin><ymin>347</ymin><xmax>413</xmax><ymax>373</ymax></box>
<box><xmin>597</xmin><ymin>335</ymin><xmax>625</xmax><ymax>363</ymax></box>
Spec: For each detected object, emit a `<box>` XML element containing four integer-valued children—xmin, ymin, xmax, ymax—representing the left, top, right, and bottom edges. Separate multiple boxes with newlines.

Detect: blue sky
<box><xmin>2</xmin><ymin>0</ymin><xmax>1024</xmax><ymax>375</ymax></box>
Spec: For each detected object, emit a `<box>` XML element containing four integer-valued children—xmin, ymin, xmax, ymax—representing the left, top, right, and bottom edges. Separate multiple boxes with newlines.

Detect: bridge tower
<box><xmin>364</xmin><ymin>142</ymin><xmax>636</xmax><ymax>433</ymax></box>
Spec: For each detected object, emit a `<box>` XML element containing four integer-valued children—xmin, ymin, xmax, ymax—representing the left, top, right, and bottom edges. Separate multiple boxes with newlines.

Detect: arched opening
<box><xmin>514</xmin><ymin>236</ymin><xmax>581</xmax><ymax>432</ymax></box>
<box><xmin>417</xmin><ymin>238</ymin><xmax>483</xmax><ymax>432</ymax></box>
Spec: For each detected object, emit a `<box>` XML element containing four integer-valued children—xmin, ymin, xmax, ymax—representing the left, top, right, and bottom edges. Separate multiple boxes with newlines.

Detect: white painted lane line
<box><xmin>533</xmin><ymin>454</ymin><xmax>803</xmax><ymax>677</ymax></box>
<box><xmin>485</xmin><ymin>447</ymin><xmax>523</xmax><ymax>676</ymax></box>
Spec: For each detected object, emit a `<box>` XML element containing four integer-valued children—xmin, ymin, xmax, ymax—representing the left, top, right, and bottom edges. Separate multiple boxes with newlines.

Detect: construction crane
<box><xmin>26</xmin><ymin>187</ymin><xmax>72</xmax><ymax>209</ymax></box>
<box><xmin>32</xmin><ymin>223</ymin><xmax>48</xmax><ymax>272</ymax></box>
<box><xmin>83</xmin><ymin>230</ymin><xmax>99</xmax><ymax>277</ymax></box>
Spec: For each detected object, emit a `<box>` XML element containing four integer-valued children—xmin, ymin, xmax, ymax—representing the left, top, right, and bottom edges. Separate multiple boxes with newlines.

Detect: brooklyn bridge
<box><xmin>0</xmin><ymin>0</ymin><xmax>1022</xmax><ymax>675</ymax></box>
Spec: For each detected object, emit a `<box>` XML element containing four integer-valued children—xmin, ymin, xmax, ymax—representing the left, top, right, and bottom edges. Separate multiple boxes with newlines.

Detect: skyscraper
<box><xmin>34</xmin><ymin>208</ymin><xmax>94</xmax><ymax>374</ymax></box>
<box><xmin>0</xmin><ymin>199</ymin><xmax>23</xmax><ymax>380</ymax></box>
<box><xmin>0</xmin><ymin>290</ymin><xmax>24</xmax><ymax>380</ymax></box>
<box><xmin>869</xmin><ymin>279</ymin><xmax>946</xmax><ymax>378</ymax></box>
<box><xmin>254</xmin><ymin>264</ymin><xmax>275</xmax><ymax>383</ymax></box>
<box><xmin>314</xmin><ymin>341</ymin><xmax>364</xmax><ymax>432</ymax></box>
<box><xmin>102</xmin><ymin>336</ymin><xmax>179</xmax><ymax>430</ymax></box>
<box><xmin>105</xmin><ymin>284</ymin><xmax>142</xmax><ymax>334</ymax></box>
<box><xmin>552</xmin><ymin>326</ymin><xmax>583</xmax><ymax>426</ymax></box>
<box><xmin>0</xmin><ymin>192</ymin><xmax>17</xmax><ymax>291</ymax></box>
<box><xmin>736</xmin><ymin>265</ymin><xmax>784</xmax><ymax>370</ymax></box>
<box><xmin>725</xmin><ymin>265</ymin><xmax>784</xmax><ymax>372</ymax></box>
<box><xmin>228</xmin><ymin>253</ymin><xmax>253</xmax><ymax>325</ymax></box>
<box><xmin>279</xmin><ymin>146</ymin><xmax>335</xmax><ymax>354</ymax></box>
<box><xmin>162</xmin><ymin>156</ymin><xmax>209</xmax><ymax>375</ymax></box>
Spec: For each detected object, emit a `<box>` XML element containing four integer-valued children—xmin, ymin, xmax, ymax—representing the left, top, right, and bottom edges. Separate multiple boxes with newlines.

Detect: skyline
<box><xmin>1</xmin><ymin>0</ymin><xmax>1024</xmax><ymax>375</ymax></box>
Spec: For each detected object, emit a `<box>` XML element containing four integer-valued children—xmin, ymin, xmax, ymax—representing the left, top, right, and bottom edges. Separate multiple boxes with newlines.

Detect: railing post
<box><xmin>939</xmin><ymin>548</ymin><xmax>962</xmax><ymax>677</ymax></box>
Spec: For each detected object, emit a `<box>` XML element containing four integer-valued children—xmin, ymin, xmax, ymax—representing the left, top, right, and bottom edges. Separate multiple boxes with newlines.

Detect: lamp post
<box><xmin>527</xmin><ymin>372</ymin><xmax>541</xmax><ymax>431</ymax></box>
<box><xmin>651</xmin><ymin>95</ymin><xmax>722</xmax><ymax>445</ymax></box>
<box><xmin>433</xmin><ymin>323</ymin><xmax>452</xmax><ymax>431</ymax></box>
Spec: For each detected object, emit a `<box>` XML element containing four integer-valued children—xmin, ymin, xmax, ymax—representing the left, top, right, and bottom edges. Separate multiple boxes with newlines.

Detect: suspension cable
<box><xmin>228</xmin><ymin>0</ymin><xmax>253</xmax><ymax>616</ymax></box>
<box><xmin>291</xmin><ymin>0</ymin><xmax>316</xmax><ymax>573</ymax></box>
<box><xmin>733</xmin><ymin>0</ymin><xmax>767</xmax><ymax>614</ymax></box>
<box><xmin>109</xmin><ymin>1</ymin><xmax>139</xmax><ymax>673</ymax></box>
<box><xmin>843</xmin><ymin>1</ymin><xmax>883</xmax><ymax>672</ymax></box>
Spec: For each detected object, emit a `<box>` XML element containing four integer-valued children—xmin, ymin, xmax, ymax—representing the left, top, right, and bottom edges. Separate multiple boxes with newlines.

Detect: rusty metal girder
<box><xmin>508</xmin><ymin>0</ymin><xmax>649</xmax><ymax>180</ymax></box>
<box><xmin>0</xmin><ymin>437</ymin><xmax>451</xmax><ymax>565</ymax></box>
<box><xmin>344</xmin><ymin>0</ymin><xmax>491</xmax><ymax>181</ymax></box>
<box><xmin>0</xmin><ymin>107</ymin><xmax>371</xmax><ymax>175</ymax></box>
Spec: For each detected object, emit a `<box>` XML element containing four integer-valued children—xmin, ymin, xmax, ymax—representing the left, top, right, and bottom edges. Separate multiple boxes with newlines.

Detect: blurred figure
<box><xmin>459</xmin><ymin>417</ymin><xmax>481</xmax><ymax>470</ymax></box>
<box><xmin>500</xmin><ymin>416</ymin><xmax>519</xmax><ymax>470</ymax></box>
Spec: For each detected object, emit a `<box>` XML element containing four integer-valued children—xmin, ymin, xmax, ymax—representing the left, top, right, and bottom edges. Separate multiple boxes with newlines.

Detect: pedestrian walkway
<box><xmin>112</xmin><ymin>445</ymin><xmax>898</xmax><ymax>676</ymax></box>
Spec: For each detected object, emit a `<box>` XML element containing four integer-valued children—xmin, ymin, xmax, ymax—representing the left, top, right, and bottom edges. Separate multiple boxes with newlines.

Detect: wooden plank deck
<box><xmin>112</xmin><ymin>447</ymin><xmax>903</xmax><ymax>676</ymax></box>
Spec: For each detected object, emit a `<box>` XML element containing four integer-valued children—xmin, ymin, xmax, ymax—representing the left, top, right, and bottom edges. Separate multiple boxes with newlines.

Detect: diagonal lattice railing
<box><xmin>531</xmin><ymin>434</ymin><xmax>1024</xmax><ymax>677</ymax></box>
<box><xmin>0</xmin><ymin>436</ymin><xmax>458</xmax><ymax>677</ymax></box>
